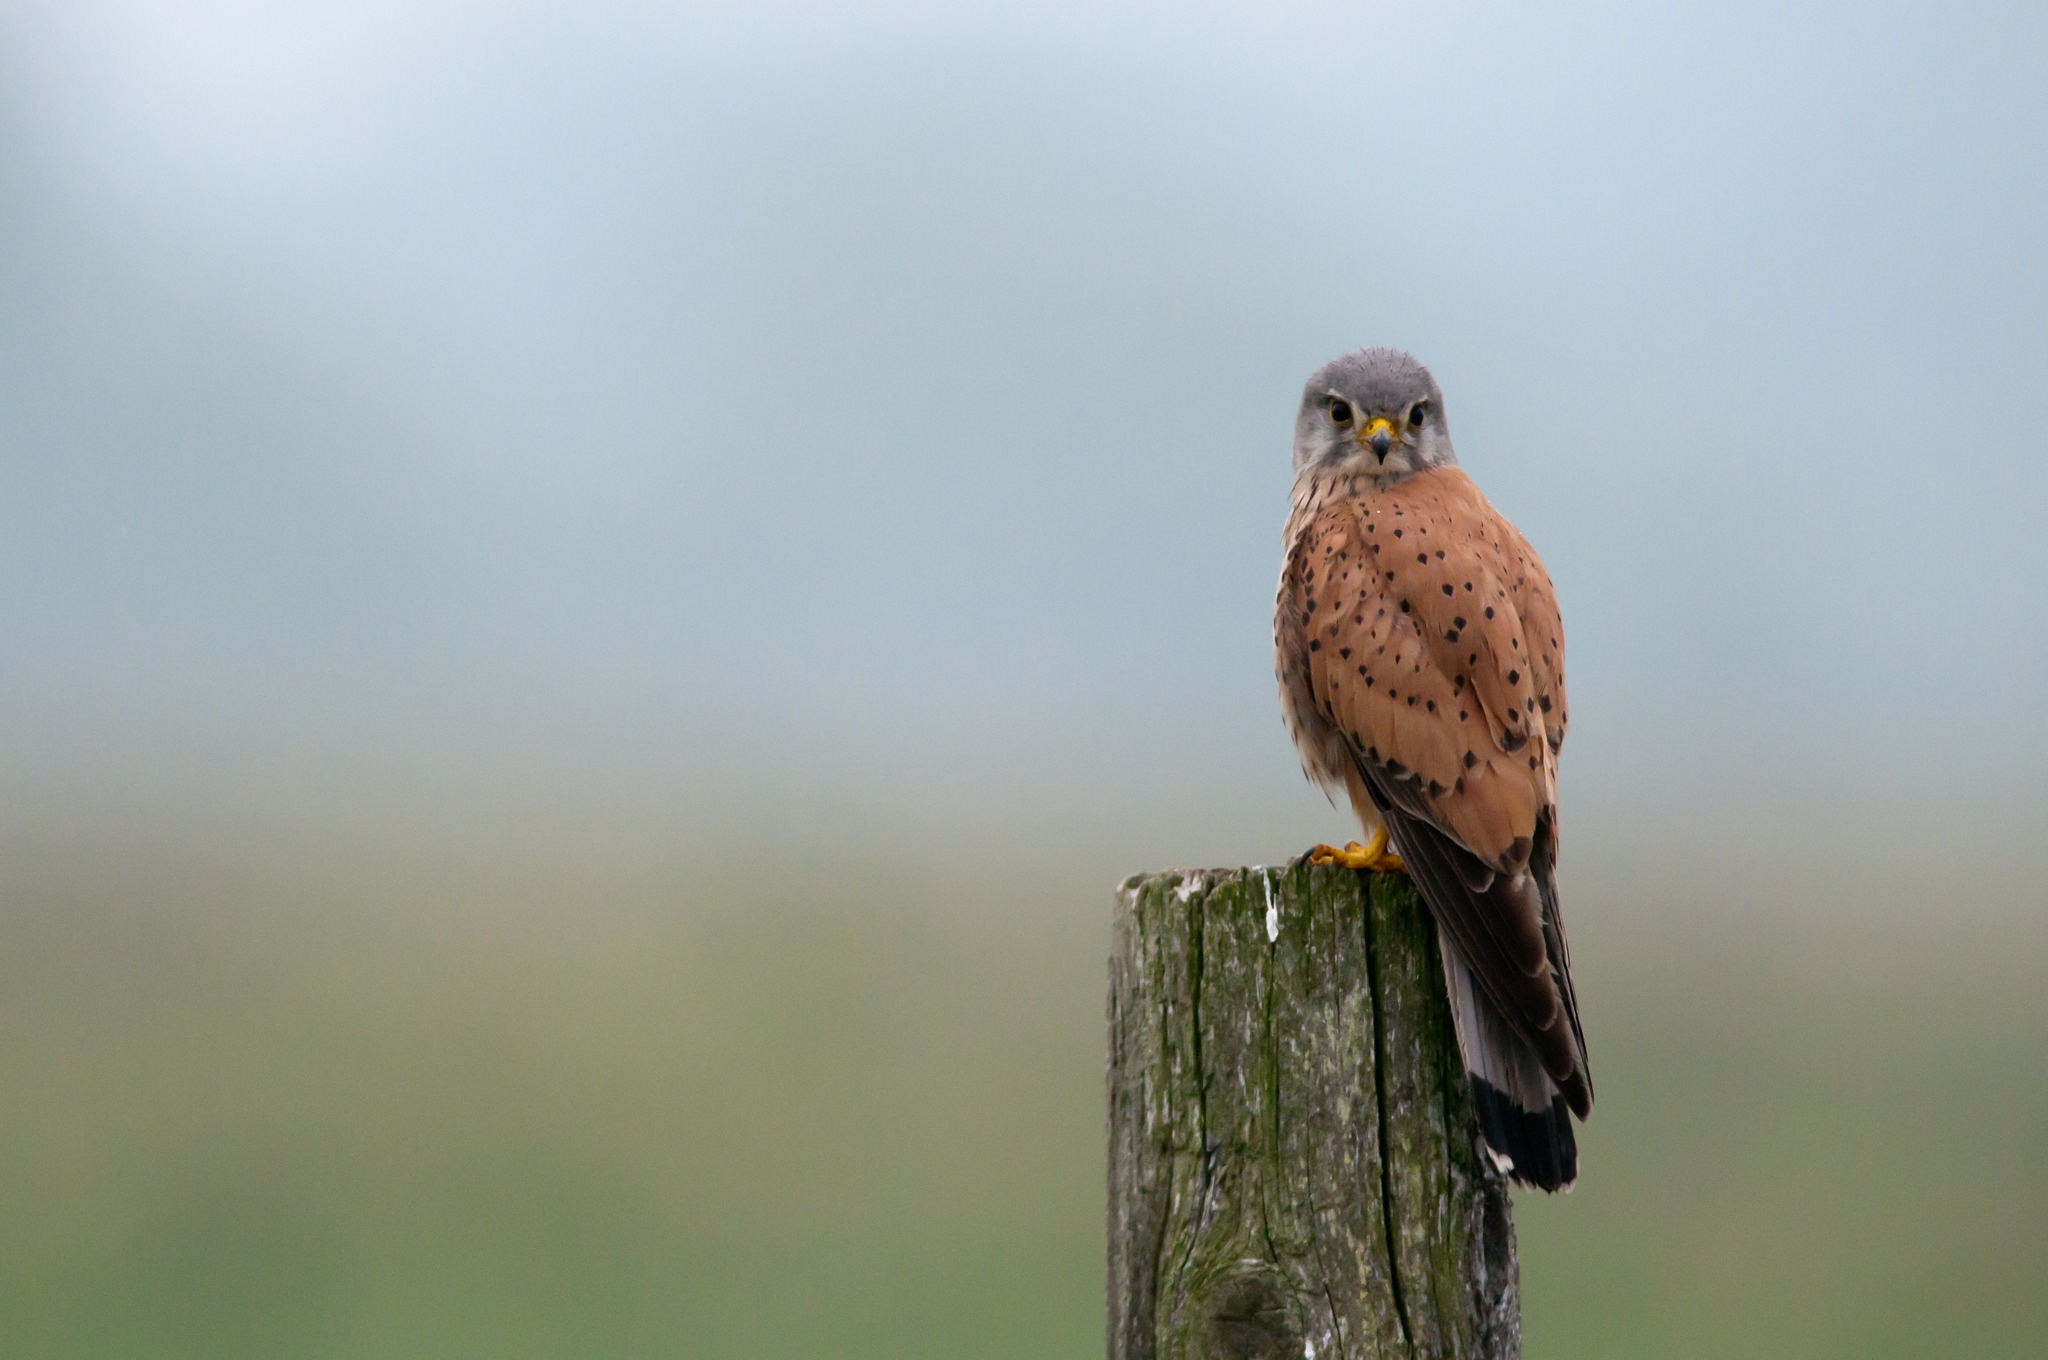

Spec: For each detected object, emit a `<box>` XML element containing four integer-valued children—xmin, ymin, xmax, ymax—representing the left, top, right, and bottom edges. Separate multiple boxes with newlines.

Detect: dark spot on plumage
<box><xmin>1400</xmin><ymin>600</ymin><xmax>1411</xmax><ymax>613</ymax></box>
<box><xmin>1309</xmin><ymin>640</ymin><xmax>1320</xmax><ymax>651</ymax></box>
<box><xmin>1426</xmin><ymin>699</ymin><xmax>1436</xmax><ymax>712</ymax></box>
<box><xmin>1528</xmin><ymin>755</ymin><xmax>1539</xmax><ymax>769</ymax></box>
<box><xmin>1428</xmin><ymin>780</ymin><xmax>1447</xmax><ymax>797</ymax></box>
<box><xmin>1453</xmin><ymin>617</ymin><xmax>1466</xmax><ymax>629</ymax></box>
<box><xmin>1453</xmin><ymin>676</ymin><xmax>1465</xmax><ymax>692</ymax></box>
<box><xmin>1539</xmin><ymin>696</ymin><xmax>1552</xmax><ymax>712</ymax></box>
<box><xmin>1508</xmin><ymin>669</ymin><xmax>1520</xmax><ymax>685</ymax></box>
<box><xmin>1445</xmin><ymin>629</ymin><xmax>1460</xmax><ymax>643</ymax></box>
<box><xmin>1484</xmin><ymin>606</ymin><xmax>1495</xmax><ymax>619</ymax></box>
<box><xmin>1442</xmin><ymin>584</ymin><xmax>1454</xmax><ymax>596</ymax></box>
<box><xmin>1502</xmin><ymin>731</ymin><xmax>1527</xmax><ymax>752</ymax></box>
<box><xmin>1407</xmin><ymin>695</ymin><xmax>1418</xmax><ymax>707</ymax></box>
<box><xmin>1458</xmin><ymin>709</ymin><xmax>1468</xmax><ymax>721</ymax></box>
<box><xmin>1453</xmin><ymin>777</ymin><xmax>1465</xmax><ymax>794</ymax></box>
<box><xmin>1435</xmin><ymin>550</ymin><xmax>1445</xmax><ymax>559</ymax></box>
<box><xmin>1384</xmin><ymin>758</ymin><xmax>1406</xmax><ymax>776</ymax></box>
<box><xmin>1339</xmin><ymin>647</ymin><xmax>1351</xmax><ymax>659</ymax></box>
<box><xmin>1508</xmin><ymin>836</ymin><xmax>1531</xmax><ymax>863</ymax></box>
<box><xmin>1416</xmin><ymin>553</ymin><xmax>1428</xmax><ymax>565</ymax></box>
<box><xmin>1463</xmin><ymin>751</ymin><xmax>1478</xmax><ymax>769</ymax></box>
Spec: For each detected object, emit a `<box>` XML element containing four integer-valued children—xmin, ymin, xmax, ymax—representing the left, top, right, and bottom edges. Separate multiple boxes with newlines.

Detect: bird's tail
<box><xmin>1439</xmin><ymin>934</ymin><xmax>1578</xmax><ymax>1191</ymax></box>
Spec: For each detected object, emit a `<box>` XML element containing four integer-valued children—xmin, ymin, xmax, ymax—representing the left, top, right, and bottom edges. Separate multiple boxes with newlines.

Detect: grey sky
<box><xmin>2</xmin><ymin>1</ymin><xmax>2044</xmax><ymax>859</ymax></box>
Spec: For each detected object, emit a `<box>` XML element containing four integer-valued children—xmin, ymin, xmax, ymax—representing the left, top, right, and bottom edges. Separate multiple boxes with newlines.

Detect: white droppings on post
<box><xmin>1262</xmin><ymin>869</ymin><xmax>1279</xmax><ymax>942</ymax></box>
<box><xmin>1174</xmin><ymin>873</ymin><xmax>1204</xmax><ymax>903</ymax></box>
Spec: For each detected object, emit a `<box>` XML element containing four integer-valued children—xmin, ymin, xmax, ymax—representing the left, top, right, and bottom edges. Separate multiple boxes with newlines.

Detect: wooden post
<box><xmin>1108</xmin><ymin>861</ymin><xmax>1519</xmax><ymax>1360</ymax></box>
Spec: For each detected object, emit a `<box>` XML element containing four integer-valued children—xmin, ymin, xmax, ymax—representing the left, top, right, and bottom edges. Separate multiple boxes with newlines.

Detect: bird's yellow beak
<box><xmin>1357</xmin><ymin>416</ymin><xmax>1396</xmax><ymax>459</ymax></box>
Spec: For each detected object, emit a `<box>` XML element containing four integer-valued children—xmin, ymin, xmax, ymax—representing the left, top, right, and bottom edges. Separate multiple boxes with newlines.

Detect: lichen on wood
<box><xmin>1108</xmin><ymin>862</ymin><xmax>1518</xmax><ymax>1359</ymax></box>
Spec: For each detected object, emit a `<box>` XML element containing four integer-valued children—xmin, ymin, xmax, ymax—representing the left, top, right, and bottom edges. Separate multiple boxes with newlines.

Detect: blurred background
<box><xmin>1</xmin><ymin>0</ymin><xmax>2045</xmax><ymax>1354</ymax></box>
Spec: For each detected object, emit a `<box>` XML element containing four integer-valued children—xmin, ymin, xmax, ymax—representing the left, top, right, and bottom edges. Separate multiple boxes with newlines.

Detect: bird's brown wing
<box><xmin>1285</xmin><ymin>466</ymin><xmax>1589</xmax><ymax>1110</ymax></box>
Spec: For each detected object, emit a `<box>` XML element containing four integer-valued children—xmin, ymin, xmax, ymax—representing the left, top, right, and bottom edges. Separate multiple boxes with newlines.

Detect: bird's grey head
<box><xmin>1291</xmin><ymin>347</ymin><xmax>1455</xmax><ymax>483</ymax></box>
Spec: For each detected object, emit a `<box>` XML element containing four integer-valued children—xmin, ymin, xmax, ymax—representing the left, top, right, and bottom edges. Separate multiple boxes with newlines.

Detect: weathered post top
<box><xmin>1108</xmin><ymin>861</ymin><xmax>1518</xmax><ymax>1360</ymax></box>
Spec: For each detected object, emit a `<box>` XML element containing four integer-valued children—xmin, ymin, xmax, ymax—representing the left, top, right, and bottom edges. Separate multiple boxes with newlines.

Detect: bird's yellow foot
<box><xmin>1307</xmin><ymin>830</ymin><xmax>1405</xmax><ymax>873</ymax></box>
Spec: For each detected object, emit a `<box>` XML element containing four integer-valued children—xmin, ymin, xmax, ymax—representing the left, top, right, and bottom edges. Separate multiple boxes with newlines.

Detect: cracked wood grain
<box><xmin>1108</xmin><ymin>863</ymin><xmax>1519</xmax><ymax>1360</ymax></box>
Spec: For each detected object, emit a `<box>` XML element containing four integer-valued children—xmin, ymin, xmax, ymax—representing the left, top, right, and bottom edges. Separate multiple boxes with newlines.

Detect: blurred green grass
<box><xmin>0</xmin><ymin>819</ymin><xmax>2042</xmax><ymax>1357</ymax></box>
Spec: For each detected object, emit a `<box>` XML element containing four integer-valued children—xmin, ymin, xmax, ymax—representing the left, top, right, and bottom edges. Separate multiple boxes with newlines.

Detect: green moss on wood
<box><xmin>1108</xmin><ymin>864</ymin><xmax>1519</xmax><ymax>1360</ymax></box>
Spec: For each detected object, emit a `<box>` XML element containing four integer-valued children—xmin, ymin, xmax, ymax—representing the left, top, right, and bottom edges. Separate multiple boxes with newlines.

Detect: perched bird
<box><xmin>1274</xmin><ymin>347</ymin><xmax>1591</xmax><ymax>1190</ymax></box>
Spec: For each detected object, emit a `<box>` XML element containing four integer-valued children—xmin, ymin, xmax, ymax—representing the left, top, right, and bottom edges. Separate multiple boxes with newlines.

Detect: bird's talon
<box><xmin>1306</xmin><ymin>832</ymin><xmax>1406</xmax><ymax>874</ymax></box>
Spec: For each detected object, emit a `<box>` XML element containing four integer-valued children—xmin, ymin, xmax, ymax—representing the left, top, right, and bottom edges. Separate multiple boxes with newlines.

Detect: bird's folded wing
<box><xmin>1282</xmin><ymin>466</ymin><xmax>1588</xmax><ymax>1106</ymax></box>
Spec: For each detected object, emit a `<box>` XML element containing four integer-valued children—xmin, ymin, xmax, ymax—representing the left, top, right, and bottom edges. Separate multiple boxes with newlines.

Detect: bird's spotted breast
<box><xmin>1278</xmin><ymin>465</ymin><xmax>1565</xmax><ymax>871</ymax></box>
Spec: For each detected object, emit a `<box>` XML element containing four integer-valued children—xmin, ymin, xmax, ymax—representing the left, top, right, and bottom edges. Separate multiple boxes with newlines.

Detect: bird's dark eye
<box><xmin>1328</xmin><ymin>398</ymin><xmax>1353</xmax><ymax>425</ymax></box>
<box><xmin>1408</xmin><ymin>402</ymin><xmax>1427</xmax><ymax>429</ymax></box>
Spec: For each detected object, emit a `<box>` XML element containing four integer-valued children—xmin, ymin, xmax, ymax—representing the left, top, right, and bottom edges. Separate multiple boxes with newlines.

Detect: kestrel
<box><xmin>1274</xmin><ymin>347</ymin><xmax>1591</xmax><ymax>1190</ymax></box>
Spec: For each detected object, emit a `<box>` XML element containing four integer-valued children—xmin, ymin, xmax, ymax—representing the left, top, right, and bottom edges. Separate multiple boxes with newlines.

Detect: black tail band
<box><xmin>1471</xmin><ymin>1077</ymin><xmax>1577</xmax><ymax>1191</ymax></box>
